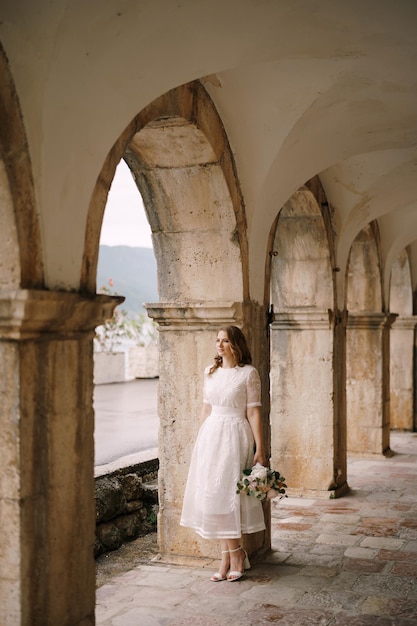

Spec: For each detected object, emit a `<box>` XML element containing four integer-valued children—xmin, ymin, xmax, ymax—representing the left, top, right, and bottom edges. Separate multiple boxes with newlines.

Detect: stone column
<box><xmin>391</xmin><ymin>316</ymin><xmax>416</xmax><ymax>431</ymax></box>
<box><xmin>0</xmin><ymin>289</ymin><xmax>121</xmax><ymax>626</ymax></box>
<box><xmin>145</xmin><ymin>301</ymin><xmax>270</xmax><ymax>563</ymax></box>
<box><xmin>346</xmin><ymin>313</ymin><xmax>397</xmax><ymax>455</ymax></box>
<box><xmin>270</xmin><ymin>309</ymin><xmax>348</xmax><ymax>499</ymax></box>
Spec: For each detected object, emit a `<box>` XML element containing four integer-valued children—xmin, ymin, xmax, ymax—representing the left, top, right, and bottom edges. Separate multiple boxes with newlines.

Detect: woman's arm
<box><xmin>247</xmin><ymin>405</ymin><xmax>267</xmax><ymax>466</ymax></box>
<box><xmin>199</xmin><ymin>402</ymin><xmax>212</xmax><ymax>425</ymax></box>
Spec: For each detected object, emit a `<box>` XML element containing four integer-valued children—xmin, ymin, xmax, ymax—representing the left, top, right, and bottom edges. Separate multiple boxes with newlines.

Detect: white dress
<box><xmin>180</xmin><ymin>364</ymin><xmax>266</xmax><ymax>539</ymax></box>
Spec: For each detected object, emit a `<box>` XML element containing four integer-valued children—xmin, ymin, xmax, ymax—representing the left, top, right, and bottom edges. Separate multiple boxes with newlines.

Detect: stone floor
<box><xmin>96</xmin><ymin>431</ymin><xmax>417</xmax><ymax>625</ymax></box>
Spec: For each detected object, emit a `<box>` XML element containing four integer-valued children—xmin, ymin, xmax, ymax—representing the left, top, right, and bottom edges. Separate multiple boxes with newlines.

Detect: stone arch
<box><xmin>389</xmin><ymin>249</ymin><xmax>414</xmax><ymax>430</ymax></box>
<box><xmin>390</xmin><ymin>249</ymin><xmax>412</xmax><ymax>316</ymax></box>
<box><xmin>270</xmin><ymin>186</ymin><xmax>334</xmax><ymax>310</ymax></box>
<box><xmin>0</xmin><ymin>44</ymin><xmax>43</xmax><ymax>289</ymax></box>
<box><xmin>345</xmin><ymin>222</ymin><xmax>392</xmax><ymax>455</ymax></box>
<box><xmin>82</xmin><ymin>81</ymin><xmax>260</xmax><ymax>561</ymax></box>
<box><xmin>346</xmin><ymin>223</ymin><xmax>382</xmax><ymax>313</ymax></box>
<box><xmin>82</xmin><ymin>81</ymin><xmax>247</xmax><ymax>301</ymax></box>
<box><xmin>269</xmin><ymin>185</ymin><xmax>347</xmax><ymax>496</ymax></box>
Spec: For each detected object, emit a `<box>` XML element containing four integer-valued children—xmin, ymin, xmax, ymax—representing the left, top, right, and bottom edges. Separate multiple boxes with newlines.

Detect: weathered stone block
<box><xmin>96</xmin><ymin>522</ymin><xmax>123</xmax><ymax>551</ymax></box>
<box><xmin>125</xmin><ymin>499</ymin><xmax>144</xmax><ymax>513</ymax></box>
<box><xmin>95</xmin><ymin>477</ymin><xmax>126</xmax><ymax>522</ymax></box>
<box><xmin>143</xmin><ymin>483</ymin><xmax>159</xmax><ymax>504</ymax></box>
<box><xmin>113</xmin><ymin>510</ymin><xmax>146</xmax><ymax>540</ymax></box>
<box><xmin>119</xmin><ymin>473</ymin><xmax>144</xmax><ymax>501</ymax></box>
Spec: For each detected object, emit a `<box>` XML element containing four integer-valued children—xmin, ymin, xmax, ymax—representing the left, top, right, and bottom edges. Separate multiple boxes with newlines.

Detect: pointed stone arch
<box><xmin>82</xmin><ymin>81</ymin><xmax>266</xmax><ymax>561</ymax></box>
<box><xmin>82</xmin><ymin>81</ymin><xmax>247</xmax><ymax>300</ymax></box>
<box><xmin>0</xmin><ymin>44</ymin><xmax>43</xmax><ymax>289</ymax></box>
<box><xmin>346</xmin><ymin>223</ymin><xmax>382</xmax><ymax>313</ymax></box>
<box><xmin>345</xmin><ymin>222</ymin><xmax>394</xmax><ymax>455</ymax></box>
<box><xmin>270</xmin><ymin>187</ymin><xmax>334</xmax><ymax>309</ymax></box>
<box><xmin>390</xmin><ymin>249</ymin><xmax>412</xmax><ymax>316</ymax></box>
<box><xmin>0</xmin><ymin>46</ymin><xmax>107</xmax><ymax>624</ymax></box>
<box><xmin>269</xmin><ymin>184</ymin><xmax>347</xmax><ymax>496</ymax></box>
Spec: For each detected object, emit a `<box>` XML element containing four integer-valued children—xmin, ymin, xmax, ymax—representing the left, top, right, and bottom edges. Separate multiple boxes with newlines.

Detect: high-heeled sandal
<box><xmin>227</xmin><ymin>546</ymin><xmax>250</xmax><ymax>582</ymax></box>
<box><xmin>210</xmin><ymin>549</ymin><xmax>230</xmax><ymax>582</ymax></box>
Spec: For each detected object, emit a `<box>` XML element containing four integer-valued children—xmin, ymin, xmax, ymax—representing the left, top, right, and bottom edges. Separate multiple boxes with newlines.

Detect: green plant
<box><xmin>95</xmin><ymin>278</ymin><xmax>133</xmax><ymax>352</ymax></box>
<box><xmin>95</xmin><ymin>278</ymin><xmax>158</xmax><ymax>351</ymax></box>
<box><xmin>128</xmin><ymin>313</ymin><xmax>158</xmax><ymax>347</ymax></box>
<box><xmin>146</xmin><ymin>508</ymin><xmax>158</xmax><ymax>527</ymax></box>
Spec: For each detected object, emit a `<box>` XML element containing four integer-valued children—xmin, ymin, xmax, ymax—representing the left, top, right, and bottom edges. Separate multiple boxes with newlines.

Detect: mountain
<box><xmin>97</xmin><ymin>245</ymin><xmax>158</xmax><ymax>317</ymax></box>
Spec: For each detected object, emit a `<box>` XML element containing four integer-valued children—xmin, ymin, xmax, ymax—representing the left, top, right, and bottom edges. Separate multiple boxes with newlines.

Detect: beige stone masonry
<box><xmin>390</xmin><ymin>315</ymin><xmax>416</xmax><ymax>431</ymax></box>
<box><xmin>0</xmin><ymin>289</ymin><xmax>123</xmax><ymax>339</ymax></box>
<box><xmin>145</xmin><ymin>301</ymin><xmax>243</xmax><ymax>330</ymax></box>
<box><xmin>270</xmin><ymin>309</ymin><xmax>348</xmax><ymax>499</ymax></box>
<box><xmin>145</xmin><ymin>301</ymin><xmax>269</xmax><ymax>563</ymax></box>
<box><xmin>0</xmin><ymin>289</ymin><xmax>121</xmax><ymax>626</ymax></box>
<box><xmin>346</xmin><ymin>312</ymin><xmax>397</xmax><ymax>456</ymax></box>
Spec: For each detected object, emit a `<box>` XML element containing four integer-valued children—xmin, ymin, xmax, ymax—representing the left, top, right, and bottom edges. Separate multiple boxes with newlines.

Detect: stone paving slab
<box><xmin>96</xmin><ymin>432</ymin><xmax>417</xmax><ymax>625</ymax></box>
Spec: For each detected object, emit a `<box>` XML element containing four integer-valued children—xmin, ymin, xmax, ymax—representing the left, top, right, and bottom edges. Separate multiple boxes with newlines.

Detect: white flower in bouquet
<box><xmin>250</xmin><ymin>464</ymin><xmax>268</xmax><ymax>481</ymax></box>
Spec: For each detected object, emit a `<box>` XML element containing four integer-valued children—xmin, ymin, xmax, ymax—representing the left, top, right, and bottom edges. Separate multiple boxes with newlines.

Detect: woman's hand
<box><xmin>253</xmin><ymin>450</ymin><xmax>267</xmax><ymax>467</ymax></box>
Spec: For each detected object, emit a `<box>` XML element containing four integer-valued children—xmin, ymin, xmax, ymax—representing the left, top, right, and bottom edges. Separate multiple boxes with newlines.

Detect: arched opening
<box><xmin>82</xmin><ymin>82</ymin><xmax>247</xmax><ymax>300</ymax></box>
<box><xmin>94</xmin><ymin>160</ymin><xmax>158</xmax><ymax>463</ymax></box>
<box><xmin>93</xmin><ymin>159</ymin><xmax>160</xmax><ymax>560</ymax></box>
<box><xmin>345</xmin><ymin>223</ymin><xmax>392</xmax><ymax>455</ymax></box>
<box><xmin>84</xmin><ymin>81</ymin><xmax>265</xmax><ymax>565</ymax></box>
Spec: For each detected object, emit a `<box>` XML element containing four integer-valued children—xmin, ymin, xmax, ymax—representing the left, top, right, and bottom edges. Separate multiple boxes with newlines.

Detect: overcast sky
<box><xmin>99</xmin><ymin>159</ymin><xmax>153</xmax><ymax>248</ymax></box>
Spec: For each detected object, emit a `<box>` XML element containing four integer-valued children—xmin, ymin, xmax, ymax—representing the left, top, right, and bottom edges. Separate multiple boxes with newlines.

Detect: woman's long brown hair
<box><xmin>209</xmin><ymin>326</ymin><xmax>252</xmax><ymax>374</ymax></box>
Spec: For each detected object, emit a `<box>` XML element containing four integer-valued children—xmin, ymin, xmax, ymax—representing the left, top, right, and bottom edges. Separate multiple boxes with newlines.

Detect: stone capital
<box><xmin>391</xmin><ymin>314</ymin><xmax>417</xmax><ymax>330</ymax></box>
<box><xmin>0</xmin><ymin>289</ymin><xmax>123</xmax><ymax>340</ymax></box>
<box><xmin>144</xmin><ymin>301</ymin><xmax>242</xmax><ymax>330</ymax></box>
<box><xmin>270</xmin><ymin>308</ymin><xmax>332</xmax><ymax>330</ymax></box>
<box><xmin>347</xmin><ymin>312</ymin><xmax>397</xmax><ymax>330</ymax></box>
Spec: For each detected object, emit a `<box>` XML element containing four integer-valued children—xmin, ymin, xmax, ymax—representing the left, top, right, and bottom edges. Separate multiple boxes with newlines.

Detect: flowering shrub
<box><xmin>95</xmin><ymin>278</ymin><xmax>158</xmax><ymax>352</ymax></box>
<box><xmin>237</xmin><ymin>464</ymin><xmax>287</xmax><ymax>502</ymax></box>
<box><xmin>127</xmin><ymin>313</ymin><xmax>158</xmax><ymax>347</ymax></box>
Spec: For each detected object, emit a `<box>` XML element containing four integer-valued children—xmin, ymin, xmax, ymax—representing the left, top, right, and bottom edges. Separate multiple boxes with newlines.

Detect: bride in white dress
<box><xmin>180</xmin><ymin>326</ymin><xmax>266</xmax><ymax>581</ymax></box>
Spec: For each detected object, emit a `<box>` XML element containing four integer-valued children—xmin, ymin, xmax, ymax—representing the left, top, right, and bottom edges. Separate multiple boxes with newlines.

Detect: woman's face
<box><xmin>216</xmin><ymin>330</ymin><xmax>234</xmax><ymax>362</ymax></box>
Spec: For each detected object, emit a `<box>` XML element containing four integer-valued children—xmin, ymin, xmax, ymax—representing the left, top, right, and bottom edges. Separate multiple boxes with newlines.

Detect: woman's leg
<box><xmin>210</xmin><ymin>538</ymin><xmax>230</xmax><ymax>581</ymax></box>
<box><xmin>227</xmin><ymin>539</ymin><xmax>250</xmax><ymax>581</ymax></box>
<box><xmin>227</xmin><ymin>538</ymin><xmax>247</xmax><ymax>579</ymax></box>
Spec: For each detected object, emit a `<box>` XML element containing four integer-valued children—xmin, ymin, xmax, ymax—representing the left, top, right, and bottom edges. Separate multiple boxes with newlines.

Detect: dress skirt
<box><xmin>180</xmin><ymin>405</ymin><xmax>266</xmax><ymax>539</ymax></box>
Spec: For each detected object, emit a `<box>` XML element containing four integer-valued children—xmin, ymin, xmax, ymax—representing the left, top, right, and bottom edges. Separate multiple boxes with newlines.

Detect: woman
<box><xmin>180</xmin><ymin>325</ymin><xmax>266</xmax><ymax>581</ymax></box>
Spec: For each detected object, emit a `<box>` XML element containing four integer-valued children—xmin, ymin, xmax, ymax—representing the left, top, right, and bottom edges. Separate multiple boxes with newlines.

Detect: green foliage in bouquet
<box><xmin>237</xmin><ymin>465</ymin><xmax>288</xmax><ymax>502</ymax></box>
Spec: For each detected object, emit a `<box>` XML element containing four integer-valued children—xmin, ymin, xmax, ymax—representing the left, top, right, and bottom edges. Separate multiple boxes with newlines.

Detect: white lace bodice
<box><xmin>202</xmin><ymin>364</ymin><xmax>261</xmax><ymax>409</ymax></box>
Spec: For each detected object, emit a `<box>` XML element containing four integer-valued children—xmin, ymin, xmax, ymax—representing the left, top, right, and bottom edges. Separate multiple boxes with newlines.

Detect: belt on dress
<box><xmin>210</xmin><ymin>405</ymin><xmax>246</xmax><ymax>419</ymax></box>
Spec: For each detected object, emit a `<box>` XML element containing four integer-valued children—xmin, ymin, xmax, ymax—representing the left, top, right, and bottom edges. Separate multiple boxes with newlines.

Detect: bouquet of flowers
<box><xmin>236</xmin><ymin>464</ymin><xmax>287</xmax><ymax>502</ymax></box>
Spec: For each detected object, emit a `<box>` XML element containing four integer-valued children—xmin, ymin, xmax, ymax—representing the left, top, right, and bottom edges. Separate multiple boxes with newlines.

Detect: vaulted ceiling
<box><xmin>1</xmin><ymin>0</ymin><xmax>416</xmax><ymax>303</ymax></box>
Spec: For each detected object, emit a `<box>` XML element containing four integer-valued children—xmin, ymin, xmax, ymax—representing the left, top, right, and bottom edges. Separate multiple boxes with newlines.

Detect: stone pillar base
<box><xmin>286</xmin><ymin>481</ymin><xmax>350</xmax><ymax>500</ymax></box>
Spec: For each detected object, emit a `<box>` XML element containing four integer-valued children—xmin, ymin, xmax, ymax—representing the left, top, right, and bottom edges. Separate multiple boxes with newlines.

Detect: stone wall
<box><xmin>94</xmin><ymin>351</ymin><xmax>126</xmax><ymax>385</ymax></box>
<box><xmin>127</xmin><ymin>345</ymin><xmax>159</xmax><ymax>379</ymax></box>
<box><xmin>94</xmin><ymin>458</ymin><xmax>159</xmax><ymax>558</ymax></box>
<box><xmin>94</xmin><ymin>346</ymin><xmax>159</xmax><ymax>384</ymax></box>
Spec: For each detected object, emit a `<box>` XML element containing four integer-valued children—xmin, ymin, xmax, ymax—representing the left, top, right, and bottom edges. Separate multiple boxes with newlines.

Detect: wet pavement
<box><xmin>96</xmin><ymin>430</ymin><xmax>417</xmax><ymax>625</ymax></box>
<box><xmin>94</xmin><ymin>379</ymin><xmax>159</xmax><ymax>467</ymax></box>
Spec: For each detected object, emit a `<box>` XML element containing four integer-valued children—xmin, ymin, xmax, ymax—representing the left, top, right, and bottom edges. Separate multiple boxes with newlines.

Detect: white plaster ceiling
<box><xmin>0</xmin><ymin>0</ymin><xmax>416</xmax><ymax>305</ymax></box>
